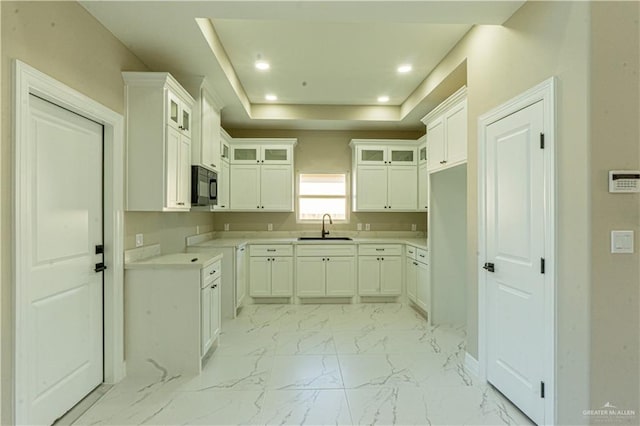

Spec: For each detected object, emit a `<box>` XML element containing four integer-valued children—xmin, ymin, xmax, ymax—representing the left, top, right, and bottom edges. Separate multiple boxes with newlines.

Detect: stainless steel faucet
<box><xmin>321</xmin><ymin>214</ymin><xmax>333</xmax><ymax>238</ymax></box>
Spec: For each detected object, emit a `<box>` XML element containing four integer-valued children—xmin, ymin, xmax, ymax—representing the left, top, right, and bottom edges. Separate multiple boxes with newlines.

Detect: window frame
<box><xmin>295</xmin><ymin>171</ymin><xmax>351</xmax><ymax>224</ymax></box>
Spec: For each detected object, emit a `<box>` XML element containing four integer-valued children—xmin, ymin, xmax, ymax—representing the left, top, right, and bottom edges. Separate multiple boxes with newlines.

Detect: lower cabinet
<box><xmin>405</xmin><ymin>246</ymin><xmax>430</xmax><ymax>320</ymax></box>
<box><xmin>124</xmin><ymin>255</ymin><xmax>222</xmax><ymax>376</ymax></box>
<box><xmin>296</xmin><ymin>245</ymin><xmax>356</xmax><ymax>297</ymax></box>
<box><xmin>358</xmin><ymin>244</ymin><xmax>402</xmax><ymax>296</ymax></box>
<box><xmin>200</xmin><ymin>274</ymin><xmax>221</xmax><ymax>357</ymax></box>
<box><xmin>249</xmin><ymin>245</ymin><xmax>293</xmax><ymax>297</ymax></box>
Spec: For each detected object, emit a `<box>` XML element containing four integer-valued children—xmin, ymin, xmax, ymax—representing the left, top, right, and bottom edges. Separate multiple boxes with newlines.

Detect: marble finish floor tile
<box><xmin>269</xmin><ymin>355</ymin><xmax>344</xmax><ymax>390</ymax></box>
<box><xmin>260</xmin><ymin>389</ymin><xmax>352</xmax><ymax>425</ymax></box>
<box><xmin>74</xmin><ymin>303</ymin><xmax>533</xmax><ymax>426</ymax></box>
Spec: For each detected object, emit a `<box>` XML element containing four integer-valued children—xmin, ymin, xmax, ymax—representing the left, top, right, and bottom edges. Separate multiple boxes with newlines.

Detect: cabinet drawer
<box><xmin>416</xmin><ymin>248</ymin><xmax>428</xmax><ymax>264</ymax></box>
<box><xmin>202</xmin><ymin>260</ymin><xmax>221</xmax><ymax>287</ymax></box>
<box><xmin>358</xmin><ymin>244</ymin><xmax>402</xmax><ymax>256</ymax></box>
<box><xmin>296</xmin><ymin>244</ymin><xmax>356</xmax><ymax>257</ymax></box>
<box><xmin>405</xmin><ymin>245</ymin><xmax>417</xmax><ymax>260</ymax></box>
<box><xmin>250</xmin><ymin>244</ymin><xmax>293</xmax><ymax>257</ymax></box>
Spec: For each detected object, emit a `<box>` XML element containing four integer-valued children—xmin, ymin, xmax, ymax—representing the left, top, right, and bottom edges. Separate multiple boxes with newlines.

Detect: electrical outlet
<box><xmin>357</xmin><ymin>223</ymin><xmax>362</xmax><ymax>231</ymax></box>
<box><xmin>365</xmin><ymin>223</ymin><xmax>371</xmax><ymax>231</ymax></box>
<box><xmin>224</xmin><ymin>223</ymin><xmax>230</xmax><ymax>231</ymax></box>
<box><xmin>267</xmin><ymin>223</ymin><xmax>273</xmax><ymax>231</ymax></box>
<box><xmin>411</xmin><ymin>224</ymin><xmax>417</xmax><ymax>231</ymax></box>
<box><xmin>196</xmin><ymin>225</ymin><xmax>200</xmax><ymax>234</ymax></box>
<box><xmin>135</xmin><ymin>233</ymin><xmax>143</xmax><ymax>248</ymax></box>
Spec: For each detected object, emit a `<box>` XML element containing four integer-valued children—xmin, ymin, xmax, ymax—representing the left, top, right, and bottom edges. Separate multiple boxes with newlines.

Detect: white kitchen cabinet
<box><xmin>405</xmin><ymin>245</ymin><xmax>430</xmax><ymax>321</ymax></box>
<box><xmin>296</xmin><ymin>244</ymin><xmax>356</xmax><ymax>298</ymax></box>
<box><xmin>418</xmin><ymin>136</ymin><xmax>428</xmax><ymax>211</ymax></box>
<box><xmin>354</xmin><ymin>142</ymin><xmax>417</xmax><ymax>166</ymax></box>
<box><xmin>421</xmin><ymin>86</ymin><xmax>467</xmax><ymax>173</ymax></box>
<box><xmin>350</xmin><ymin>139</ymin><xmax>419</xmax><ymax>212</ymax></box>
<box><xmin>231</xmin><ymin>140</ymin><xmax>293</xmax><ymax>165</ymax></box>
<box><xmin>418</xmin><ymin>163</ymin><xmax>428</xmax><ymax>211</ymax></box>
<box><xmin>229</xmin><ymin>139</ymin><xmax>296</xmax><ymax>211</ymax></box>
<box><xmin>354</xmin><ymin>165</ymin><xmax>417</xmax><ymax>211</ymax></box>
<box><xmin>249</xmin><ymin>245</ymin><xmax>293</xmax><ymax>297</ymax></box>
<box><xmin>187</xmin><ymin>81</ymin><xmax>223</xmax><ymax>172</ymax></box>
<box><xmin>230</xmin><ymin>164</ymin><xmax>293</xmax><ymax>211</ymax></box>
<box><xmin>125</xmin><ymin>253</ymin><xmax>222</xmax><ymax>376</ymax></box>
<box><xmin>123</xmin><ymin>72</ymin><xmax>194</xmax><ymax>211</ymax></box>
<box><xmin>215</xmin><ymin>129</ymin><xmax>231</xmax><ymax>211</ymax></box>
<box><xmin>358</xmin><ymin>244</ymin><xmax>402</xmax><ymax>296</ymax></box>
<box><xmin>236</xmin><ymin>245</ymin><xmax>247</xmax><ymax>308</ymax></box>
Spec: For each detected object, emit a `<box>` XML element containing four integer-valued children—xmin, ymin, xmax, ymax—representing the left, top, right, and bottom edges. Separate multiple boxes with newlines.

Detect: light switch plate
<box><xmin>224</xmin><ymin>223</ymin><xmax>230</xmax><ymax>231</ymax></box>
<box><xmin>365</xmin><ymin>223</ymin><xmax>371</xmax><ymax>231</ymax></box>
<box><xmin>267</xmin><ymin>223</ymin><xmax>273</xmax><ymax>231</ymax></box>
<box><xmin>611</xmin><ymin>230</ymin><xmax>634</xmax><ymax>253</ymax></box>
<box><xmin>357</xmin><ymin>223</ymin><xmax>362</xmax><ymax>231</ymax></box>
<box><xmin>135</xmin><ymin>233</ymin><xmax>143</xmax><ymax>248</ymax></box>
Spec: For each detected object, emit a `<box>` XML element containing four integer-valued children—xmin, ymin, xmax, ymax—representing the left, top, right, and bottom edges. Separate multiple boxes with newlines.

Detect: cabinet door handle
<box><xmin>257</xmin><ymin>205</ymin><xmax>260</xmax><ymax>209</ymax></box>
<box><xmin>267</xmin><ymin>249</ymin><xmax>276</xmax><ymax>252</ymax></box>
<box><xmin>211</xmin><ymin>163</ymin><xmax>216</xmax><ymax>168</ymax></box>
<box><xmin>210</xmin><ymin>270</ymin><xmax>216</xmax><ymax>275</ymax></box>
<box><xmin>375</xmin><ymin>248</ymin><xmax>385</xmax><ymax>251</ymax></box>
<box><xmin>413</xmin><ymin>261</ymin><xmax>418</xmax><ymax>266</ymax></box>
<box><xmin>419</xmin><ymin>254</ymin><xmax>425</xmax><ymax>258</ymax></box>
<box><xmin>211</xmin><ymin>284</ymin><xmax>217</xmax><ymax>289</ymax></box>
<box><xmin>376</xmin><ymin>257</ymin><xmax>380</xmax><ymax>261</ymax></box>
<box><xmin>261</xmin><ymin>206</ymin><xmax>264</xmax><ymax>209</ymax></box>
<box><xmin>177</xmin><ymin>202</ymin><xmax>185</xmax><ymax>206</ymax></box>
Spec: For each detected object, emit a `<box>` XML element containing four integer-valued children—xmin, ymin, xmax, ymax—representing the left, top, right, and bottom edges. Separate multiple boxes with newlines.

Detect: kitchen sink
<box><xmin>297</xmin><ymin>237</ymin><xmax>353</xmax><ymax>241</ymax></box>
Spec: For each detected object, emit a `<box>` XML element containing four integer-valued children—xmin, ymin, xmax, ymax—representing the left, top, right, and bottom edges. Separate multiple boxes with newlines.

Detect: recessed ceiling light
<box><xmin>265</xmin><ymin>94</ymin><xmax>278</xmax><ymax>101</ymax></box>
<box><xmin>377</xmin><ymin>96</ymin><xmax>390</xmax><ymax>103</ymax></box>
<box><xmin>255</xmin><ymin>60</ymin><xmax>270</xmax><ymax>71</ymax></box>
<box><xmin>397</xmin><ymin>64</ymin><xmax>412</xmax><ymax>73</ymax></box>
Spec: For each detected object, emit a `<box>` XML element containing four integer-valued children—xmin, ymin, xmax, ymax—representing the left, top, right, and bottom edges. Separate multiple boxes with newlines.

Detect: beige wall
<box><xmin>218</xmin><ymin>129</ymin><xmax>427</xmax><ymax>233</ymax></box>
<box><xmin>421</xmin><ymin>2</ymin><xmax>592</xmax><ymax>423</ymax></box>
<box><xmin>124</xmin><ymin>212</ymin><xmax>215</xmax><ymax>253</ymax></box>
<box><xmin>0</xmin><ymin>2</ymin><xmax>150</xmax><ymax>423</ymax></box>
<box><xmin>590</xmin><ymin>1</ymin><xmax>640</xmax><ymax>418</ymax></box>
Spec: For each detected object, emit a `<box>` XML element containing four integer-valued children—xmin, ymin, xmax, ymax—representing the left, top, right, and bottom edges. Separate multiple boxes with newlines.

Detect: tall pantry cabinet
<box><xmin>123</xmin><ymin>72</ymin><xmax>195</xmax><ymax>211</ymax></box>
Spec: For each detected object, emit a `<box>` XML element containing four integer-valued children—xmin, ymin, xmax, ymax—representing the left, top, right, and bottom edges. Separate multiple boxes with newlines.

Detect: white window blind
<box><xmin>298</xmin><ymin>173</ymin><xmax>348</xmax><ymax>221</ymax></box>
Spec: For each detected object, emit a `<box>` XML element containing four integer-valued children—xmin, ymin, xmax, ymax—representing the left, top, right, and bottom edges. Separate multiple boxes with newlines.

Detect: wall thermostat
<box><xmin>609</xmin><ymin>170</ymin><xmax>640</xmax><ymax>193</ymax></box>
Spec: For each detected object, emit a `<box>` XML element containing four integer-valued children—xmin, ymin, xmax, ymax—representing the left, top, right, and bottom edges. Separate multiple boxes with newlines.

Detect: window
<box><xmin>297</xmin><ymin>173</ymin><xmax>348</xmax><ymax>221</ymax></box>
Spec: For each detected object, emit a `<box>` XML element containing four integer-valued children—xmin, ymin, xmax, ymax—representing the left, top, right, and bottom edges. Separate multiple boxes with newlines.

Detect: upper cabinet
<box><xmin>230</xmin><ymin>140</ymin><xmax>293</xmax><ymax>165</ymax></box>
<box><xmin>421</xmin><ymin>86</ymin><xmax>467</xmax><ymax>173</ymax></box>
<box><xmin>229</xmin><ymin>138</ymin><xmax>297</xmax><ymax>211</ymax></box>
<box><xmin>350</xmin><ymin>139</ymin><xmax>419</xmax><ymax>212</ymax></box>
<box><xmin>355</xmin><ymin>143</ymin><xmax>417</xmax><ymax>166</ymax></box>
<box><xmin>182</xmin><ymin>77</ymin><xmax>224</xmax><ymax>173</ymax></box>
<box><xmin>123</xmin><ymin>72</ymin><xmax>195</xmax><ymax>212</ymax></box>
<box><xmin>215</xmin><ymin>128</ymin><xmax>232</xmax><ymax>211</ymax></box>
<box><xmin>417</xmin><ymin>135</ymin><xmax>428</xmax><ymax>212</ymax></box>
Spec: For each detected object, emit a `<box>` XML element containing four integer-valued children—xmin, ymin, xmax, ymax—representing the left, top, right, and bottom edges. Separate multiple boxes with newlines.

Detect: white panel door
<box><xmin>380</xmin><ymin>256</ymin><xmax>402</xmax><ymax>295</ymax></box>
<box><xmin>249</xmin><ymin>257</ymin><xmax>271</xmax><ymax>296</ymax></box>
<box><xmin>358</xmin><ymin>257</ymin><xmax>381</xmax><ymax>295</ymax></box>
<box><xmin>356</xmin><ymin>166</ymin><xmax>387</xmax><ymax>210</ymax></box>
<box><xmin>485</xmin><ymin>100</ymin><xmax>545</xmax><ymax>424</ymax></box>
<box><xmin>427</xmin><ymin>118</ymin><xmax>445</xmax><ymax>171</ymax></box>
<box><xmin>271</xmin><ymin>257</ymin><xmax>293</xmax><ymax>296</ymax></box>
<box><xmin>230</xmin><ymin>165</ymin><xmax>261</xmax><ymax>210</ymax></box>
<box><xmin>405</xmin><ymin>259</ymin><xmax>417</xmax><ymax>303</ymax></box>
<box><xmin>261</xmin><ymin>165</ymin><xmax>292</xmax><ymax>210</ymax></box>
<box><xmin>445</xmin><ymin>98</ymin><xmax>468</xmax><ymax>165</ymax></box>
<box><xmin>166</xmin><ymin>126</ymin><xmax>180</xmax><ymax>208</ymax></box>
<box><xmin>296</xmin><ymin>257</ymin><xmax>326</xmax><ymax>297</ymax></box>
<box><xmin>24</xmin><ymin>95</ymin><xmax>103</xmax><ymax>424</ymax></box>
<box><xmin>387</xmin><ymin>166</ymin><xmax>417</xmax><ymax>211</ymax></box>
<box><xmin>325</xmin><ymin>257</ymin><xmax>355</xmax><ymax>297</ymax></box>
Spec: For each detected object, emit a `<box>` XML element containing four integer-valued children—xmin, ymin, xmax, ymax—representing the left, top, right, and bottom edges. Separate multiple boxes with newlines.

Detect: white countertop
<box><xmin>188</xmin><ymin>236</ymin><xmax>427</xmax><ymax>251</ymax></box>
<box><xmin>125</xmin><ymin>252</ymin><xmax>223</xmax><ymax>270</ymax></box>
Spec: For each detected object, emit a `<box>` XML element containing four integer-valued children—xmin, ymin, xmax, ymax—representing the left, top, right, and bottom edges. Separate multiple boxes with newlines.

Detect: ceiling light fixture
<box><xmin>397</xmin><ymin>64</ymin><xmax>412</xmax><ymax>73</ymax></box>
<box><xmin>377</xmin><ymin>96</ymin><xmax>390</xmax><ymax>103</ymax></box>
<box><xmin>255</xmin><ymin>60</ymin><xmax>270</xmax><ymax>71</ymax></box>
<box><xmin>265</xmin><ymin>94</ymin><xmax>278</xmax><ymax>101</ymax></box>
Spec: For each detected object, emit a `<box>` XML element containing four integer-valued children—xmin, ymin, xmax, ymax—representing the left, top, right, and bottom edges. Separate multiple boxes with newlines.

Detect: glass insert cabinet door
<box><xmin>356</xmin><ymin>146</ymin><xmax>387</xmax><ymax>165</ymax></box>
<box><xmin>389</xmin><ymin>147</ymin><xmax>417</xmax><ymax>165</ymax></box>
<box><xmin>168</xmin><ymin>93</ymin><xmax>180</xmax><ymax>129</ymax></box>
<box><xmin>419</xmin><ymin>145</ymin><xmax>427</xmax><ymax>163</ymax></box>
<box><xmin>261</xmin><ymin>146</ymin><xmax>291</xmax><ymax>164</ymax></box>
<box><xmin>232</xmin><ymin>146</ymin><xmax>258</xmax><ymax>163</ymax></box>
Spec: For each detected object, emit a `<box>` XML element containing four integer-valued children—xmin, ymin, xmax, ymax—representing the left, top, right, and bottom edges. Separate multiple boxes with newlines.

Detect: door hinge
<box><xmin>95</xmin><ymin>244</ymin><xmax>104</xmax><ymax>254</ymax></box>
<box><xmin>540</xmin><ymin>133</ymin><xmax>545</xmax><ymax>149</ymax></box>
<box><xmin>540</xmin><ymin>381</ymin><xmax>545</xmax><ymax>398</ymax></box>
<box><xmin>541</xmin><ymin>258</ymin><xmax>546</xmax><ymax>274</ymax></box>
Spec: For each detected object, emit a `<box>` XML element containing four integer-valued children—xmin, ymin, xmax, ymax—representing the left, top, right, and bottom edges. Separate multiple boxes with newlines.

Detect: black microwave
<box><xmin>191</xmin><ymin>166</ymin><xmax>217</xmax><ymax>206</ymax></box>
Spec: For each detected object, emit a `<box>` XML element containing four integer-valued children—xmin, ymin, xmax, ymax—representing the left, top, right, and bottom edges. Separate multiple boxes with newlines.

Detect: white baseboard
<box><xmin>464</xmin><ymin>352</ymin><xmax>480</xmax><ymax>377</ymax></box>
